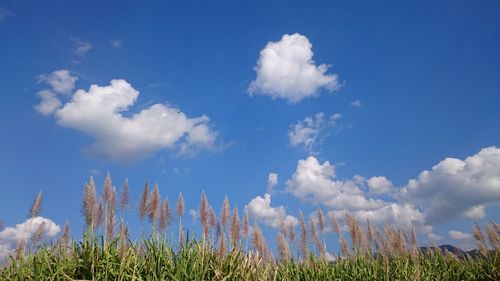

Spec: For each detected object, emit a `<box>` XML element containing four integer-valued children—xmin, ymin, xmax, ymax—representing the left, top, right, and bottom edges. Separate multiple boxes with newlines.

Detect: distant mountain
<box><xmin>420</xmin><ymin>244</ymin><xmax>488</xmax><ymax>259</ymax></box>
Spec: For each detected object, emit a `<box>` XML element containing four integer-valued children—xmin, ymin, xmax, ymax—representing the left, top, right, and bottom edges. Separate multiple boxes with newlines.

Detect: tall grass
<box><xmin>1</xmin><ymin>174</ymin><xmax>499</xmax><ymax>280</ymax></box>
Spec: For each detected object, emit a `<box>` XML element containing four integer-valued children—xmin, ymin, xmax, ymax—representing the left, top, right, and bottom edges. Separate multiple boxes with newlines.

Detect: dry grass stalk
<box><xmin>147</xmin><ymin>183</ymin><xmax>161</xmax><ymax>224</ymax></box>
<box><xmin>96</xmin><ymin>199</ymin><xmax>105</xmax><ymax>228</ymax></box>
<box><xmin>229</xmin><ymin>205</ymin><xmax>240</xmax><ymax>248</ymax></box>
<box><xmin>199</xmin><ymin>191</ymin><xmax>209</xmax><ymax>241</ymax></box>
<box><xmin>345</xmin><ymin>211</ymin><xmax>363</xmax><ymax>252</ymax></box>
<box><xmin>242</xmin><ymin>210</ymin><xmax>249</xmax><ymax>237</ymax></box>
<box><xmin>177</xmin><ymin>192</ymin><xmax>185</xmax><ymax>217</ymax></box>
<box><xmin>218</xmin><ymin>227</ymin><xmax>226</xmax><ymax>260</ymax></box>
<box><xmin>277</xmin><ymin>232</ymin><xmax>290</xmax><ymax>260</ymax></box>
<box><xmin>473</xmin><ymin>223</ymin><xmax>488</xmax><ymax>256</ymax></box>
<box><xmin>29</xmin><ymin>191</ymin><xmax>42</xmax><ymax>219</ymax></box>
<box><xmin>288</xmin><ymin>220</ymin><xmax>295</xmax><ymax>243</ymax></box>
<box><xmin>118</xmin><ymin>221</ymin><xmax>129</xmax><ymax>260</ymax></box>
<box><xmin>104</xmin><ymin>172</ymin><xmax>112</xmax><ymax>203</ymax></box>
<box><xmin>309</xmin><ymin>217</ymin><xmax>325</xmax><ymax>257</ymax></box>
<box><xmin>138</xmin><ymin>182</ymin><xmax>149</xmax><ymax>223</ymax></box>
<box><xmin>252</xmin><ymin>222</ymin><xmax>264</xmax><ymax>256</ymax></box>
<box><xmin>410</xmin><ymin>225</ymin><xmax>419</xmax><ymax>257</ymax></box>
<box><xmin>279</xmin><ymin>216</ymin><xmax>287</xmax><ymax>240</ymax></box>
<box><xmin>330</xmin><ymin>211</ymin><xmax>340</xmax><ymax>235</ymax></box>
<box><xmin>81</xmin><ymin>178</ymin><xmax>97</xmax><ymax>230</ymax></box>
<box><xmin>15</xmin><ymin>239</ymin><xmax>26</xmax><ymax>260</ymax></box>
<box><xmin>31</xmin><ymin>222</ymin><xmax>46</xmax><ymax>245</ymax></box>
<box><xmin>105</xmin><ymin>204</ymin><xmax>115</xmax><ymax>243</ymax></box>
<box><xmin>298</xmin><ymin>211</ymin><xmax>308</xmax><ymax>259</ymax></box>
<box><xmin>120</xmin><ymin>179</ymin><xmax>130</xmax><ymax>213</ymax></box>
<box><xmin>61</xmin><ymin>222</ymin><xmax>71</xmax><ymax>250</ymax></box>
<box><xmin>317</xmin><ymin>208</ymin><xmax>325</xmax><ymax>233</ymax></box>
<box><xmin>486</xmin><ymin>222</ymin><xmax>500</xmax><ymax>250</ymax></box>
<box><xmin>339</xmin><ymin>234</ymin><xmax>350</xmax><ymax>257</ymax></box>
<box><xmin>158</xmin><ymin>199</ymin><xmax>170</xmax><ymax>234</ymax></box>
<box><xmin>220</xmin><ymin>195</ymin><xmax>230</xmax><ymax>228</ymax></box>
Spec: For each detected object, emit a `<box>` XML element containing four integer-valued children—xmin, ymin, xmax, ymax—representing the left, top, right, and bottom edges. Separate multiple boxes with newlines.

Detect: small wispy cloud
<box><xmin>71</xmin><ymin>37</ymin><xmax>93</xmax><ymax>57</ymax></box>
<box><xmin>0</xmin><ymin>6</ymin><xmax>13</xmax><ymax>22</ymax></box>
<box><xmin>110</xmin><ymin>39</ymin><xmax>122</xmax><ymax>48</ymax></box>
<box><xmin>350</xmin><ymin>99</ymin><xmax>362</xmax><ymax>107</ymax></box>
<box><xmin>288</xmin><ymin>112</ymin><xmax>342</xmax><ymax>153</ymax></box>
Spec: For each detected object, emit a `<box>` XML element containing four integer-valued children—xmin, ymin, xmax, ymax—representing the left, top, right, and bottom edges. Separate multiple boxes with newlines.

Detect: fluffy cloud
<box><xmin>0</xmin><ymin>217</ymin><xmax>60</xmax><ymax>262</ymax></box>
<box><xmin>248</xmin><ymin>33</ymin><xmax>340</xmax><ymax>103</ymax></box>
<box><xmin>286</xmin><ymin>156</ymin><xmax>384</xmax><ymax>210</ymax></box>
<box><xmin>34</xmin><ymin>90</ymin><xmax>62</xmax><ymax>116</ymax></box>
<box><xmin>245</xmin><ymin>193</ymin><xmax>298</xmax><ymax>228</ymax></box>
<box><xmin>448</xmin><ymin>230</ymin><xmax>472</xmax><ymax>240</ymax></box>
<box><xmin>367</xmin><ymin>176</ymin><xmax>394</xmax><ymax>195</ymax></box>
<box><xmin>35</xmin><ymin>70</ymin><xmax>78</xmax><ymax>115</ymax></box>
<box><xmin>267</xmin><ymin>173</ymin><xmax>278</xmax><ymax>194</ymax></box>
<box><xmin>38</xmin><ymin>70</ymin><xmax>78</xmax><ymax>95</ymax></box>
<box><xmin>400</xmin><ymin>146</ymin><xmax>500</xmax><ymax>224</ymax></box>
<box><xmin>35</xmin><ymin>73</ymin><xmax>217</xmax><ymax>162</ymax></box>
<box><xmin>288</xmin><ymin>112</ymin><xmax>341</xmax><ymax>153</ymax></box>
<box><xmin>286</xmin><ymin>156</ymin><xmax>438</xmax><ymax>239</ymax></box>
<box><xmin>285</xmin><ymin>147</ymin><xmax>500</xmax><ymax>238</ymax></box>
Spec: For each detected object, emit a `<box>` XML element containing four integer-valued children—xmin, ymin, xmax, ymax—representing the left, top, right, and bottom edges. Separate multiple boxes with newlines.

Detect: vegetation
<box><xmin>1</xmin><ymin>174</ymin><xmax>499</xmax><ymax>280</ymax></box>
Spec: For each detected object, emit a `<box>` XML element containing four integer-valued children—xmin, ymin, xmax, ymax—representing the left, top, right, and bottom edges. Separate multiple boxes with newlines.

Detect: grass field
<box><xmin>1</xmin><ymin>175</ymin><xmax>499</xmax><ymax>280</ymax></box>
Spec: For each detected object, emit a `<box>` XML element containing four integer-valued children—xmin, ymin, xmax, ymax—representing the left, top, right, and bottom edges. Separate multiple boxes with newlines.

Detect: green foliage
<box><xmin>1</xmin><ymin>235</ymin><xmax>499</xmax><ymax>281</ymax></box>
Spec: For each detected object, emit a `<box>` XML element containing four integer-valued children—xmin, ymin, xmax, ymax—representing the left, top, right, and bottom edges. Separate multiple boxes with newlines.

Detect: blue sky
<box><xmin>1</xmin><ymin>0</ymin><xmax>500</xmax><ymax>255</ymax></box>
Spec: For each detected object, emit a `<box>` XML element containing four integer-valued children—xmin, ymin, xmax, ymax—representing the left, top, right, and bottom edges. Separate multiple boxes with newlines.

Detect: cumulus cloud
<box><xmin>245</xmin><ymin>193</ymin><xmax>298</xmax><ymax>228</ymax></box>
<box><xmin>288</xmin><ymin>112</ymin><xmax>341</xmax><ymax>153</ymax></box>
<box><xmin>448</xmin><ymin>230</ymin><xmax>472</xmax><ymax>240</ymax></box>
<box><xmin>367</xmin><ymin>176</ymin><xmax>394</xmax><ymax>195</ymax></box>
<box><xmin>286</xmin><ymin>156</ymin><xmax>438</xmax><ymax>239</ymax></box>
<box><xmin>285</xmin><ymin>147</ymin><xmax>500</xmax><ymax>239</ymax></box>
<box><xmin>35</xmin><ymin>73</ymin><xmax>217</xmax><ymax>162</ymax></box>
<box><xmin>0</xmin><ymin>217</ymin><xmax>60</xmax><ymax>262</ymax></box>
<box><xmin>248</xmin><ymin>33</ymin><xmax>340</xmax><ymax>103</ymax></box>
<box><xmin>400</xmin><ymin>146</ymin><xmax>500</xmax><ymax>224</ymax></box>
<box><xmin>286</xmin><ymin>156</ymin><xmax>384</xmax><ymax>211</ymax></box>
<box><xmin>267</xmin><ymin>173</ymin><xmax>278</xmax><ymax>194</ymax></box>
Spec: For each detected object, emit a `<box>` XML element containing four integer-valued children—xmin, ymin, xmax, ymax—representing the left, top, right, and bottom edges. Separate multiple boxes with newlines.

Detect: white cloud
<box><xmin>34</xmin><ymin>90</ymin><xmax>62</xmax><ymax>115</ymax></box>
<box><xmin>189</xmin><ymin>209</ymin><xmax>198</xmax><ymax>221</ymax></box>
<box><xmin>267</xmin><ymin>173</ymin><xmax>278</xmax><ymax>194</ymax></box>
<box><xmin>448</xmin><ymin>230</ymin><xmax>472</xmax><ymax>240</ymax></box>
<box><xmin>284</xmin><ymin>147</ymin><xmax>500</xmax><ymax>239</ymax></box>
<box><xmin>288</xmin><ymin>112</ymin><xmax>341</xmax><ymax>153</ymax></box>
<box><xmin>286</xmin><ymin>156</ymin><xmax>384</xmax><ymax>210</ymax></box>
<box><xmin>0</xmin><ymin>217</ymin><xmax>60</xmax><ymax>262</ymax></box>
<box><xmin>400</xmin><ymin>146</ymin><xmax>500</xmax><ymax>224</ymax></box>
<box><xmin>36</xmin><ymin>76</ymin><xmax>217</xmax><ymax>162</ymax></box>
<box><xmin>245</xmin><ymin>193</ymin><xmax>298</xmax><ymax>228</ymax></box>
<box><xmin>367</xmin><ymin>176</ymin><xmax>394</xmax><ymax>195</ymax></box>
<box><xmin>38</xmin><ymin>70</ymin><xmax>78</xmax><ymax>95</ymax></box>
<box><xmin>72</xmin><ymin>37</ymin><xmax>93</xmax><ymax>57</ymax></box>
<box><xmin>248</xmin><ymin>33</ymin><xmax>340</xmax><ymax>103</ymax></box>
<box><xmin>350</xmin><ymin>99</ymin><xmax>362</xmax><ymax>107</ymax></box>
